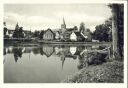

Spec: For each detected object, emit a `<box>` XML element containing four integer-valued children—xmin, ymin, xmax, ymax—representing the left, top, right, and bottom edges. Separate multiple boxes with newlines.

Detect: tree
<box><xmin>3</xmin><ymin>22</ymin><xmax>8</xmax><ymax>37</ymax></box>
<box><xmin>13</xmin><ymin>48</ymin><xmax>23</xmax><ymax>62</ymax></box>
<box><xmin>108</xmin><ymin>4</ymin><xmax>124</xmax><ymax>59</ymax></box>
<box><xmin>4</xmin><ymin>27</ymin><xmax>8</xmax><ymax>36</ymax></box>
<box><xmin>79</xmin><ymin>22</ymin><xmax>85</xmax><ymax>32</ymax></box>
<box><xmin>39</xmin><ymin>30</ymin><xmax>44</xmax><ymax>39</ymax></box>
<box><xmin>33</xmin><ymin>30</ymin><xmax>40</xmax><ymax>38</ymax></box>
<box><xmin>73</xmin><ymin>26</ymin><xmax>78</xmax><ymax>32</ymax></box>
<box><xmin>13</xmin><ymin>27</ymin><xmax>25</xmax><ymax>38</ymax></box>
<box><xmin>92</xmin><ymin>18</ymin><xmax>112</xmax><ymax>42</ymax></box>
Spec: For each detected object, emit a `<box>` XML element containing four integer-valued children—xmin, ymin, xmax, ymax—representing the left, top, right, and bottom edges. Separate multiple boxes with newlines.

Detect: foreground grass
<box><xmin>62</xmin><ymin>60</ymin><xmax>123</xmax><ymax>83</ymax></box>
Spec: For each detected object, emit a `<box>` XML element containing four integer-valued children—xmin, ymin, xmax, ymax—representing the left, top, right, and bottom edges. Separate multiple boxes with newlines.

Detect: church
<box><xmin>59</xmin><ymin>18</ymin><xmax>92</xmax><ymax>42</ymax></box>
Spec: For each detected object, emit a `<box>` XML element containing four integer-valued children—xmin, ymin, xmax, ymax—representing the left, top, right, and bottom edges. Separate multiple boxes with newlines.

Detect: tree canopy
<box><xmin>13</xmin><ymin>27</ymin><xmax>25</xmax><ymax>38</ymax></box>
<box><xmin>92</xmin><ymin>17</ymin><xmax>112</xmax><ymax>42</ymax></box>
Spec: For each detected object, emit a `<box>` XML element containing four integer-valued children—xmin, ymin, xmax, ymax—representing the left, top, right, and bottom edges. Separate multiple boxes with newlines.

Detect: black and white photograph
<box><xmin>1</xmin><ymin>0</ymin><xmax>127</xmax><ymax>87</ymax></box>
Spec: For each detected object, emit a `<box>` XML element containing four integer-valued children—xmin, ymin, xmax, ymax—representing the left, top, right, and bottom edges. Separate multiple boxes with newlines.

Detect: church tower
<box><xmin>61</xmin><ymin>18</ymin><xmax>66</xmax><ymax>33</ymax></box>
<box><xmin>15</xmin><ymin>22</ymin><xmax>19</xmax><ymax>30</ymax></box>
<box><xmin>61</xmin><ymin>18</ymin><xmax>66</xmax><ymax>29</ymax></box>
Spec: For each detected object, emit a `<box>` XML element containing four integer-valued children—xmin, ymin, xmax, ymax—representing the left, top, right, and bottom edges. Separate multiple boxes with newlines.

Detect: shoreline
<box><xmin>62</xmin><ymin>60</ymin><xmax>123</xmax><ymax>83</ymax></box>
<box><xmin>4</xmin><ymin>39</ymin><xmax>112</xmax><ymax>46</ymax></box>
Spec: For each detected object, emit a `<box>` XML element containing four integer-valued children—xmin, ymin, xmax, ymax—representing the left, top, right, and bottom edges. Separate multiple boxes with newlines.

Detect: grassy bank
<box><xmin>62</xmin><ymin>60</ymin><xmax>123</xmax><ymax>83</ymax></box>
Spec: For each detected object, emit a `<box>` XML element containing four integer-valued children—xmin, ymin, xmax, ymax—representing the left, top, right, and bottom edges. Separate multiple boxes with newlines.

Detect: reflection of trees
<box><xmin>32</xmin><ymin>47</ymin><xmax>40</xmax><ymax>55</ymax></box>
<box><xmin>4</xmin><ymin>48</ymin><xmax>6</xmax><ymax>55</ymax></box>
<box><xmin>40</xmin><ymin>47</ymin><xmax>44</xmax><ymax>56</ymax></box>
<box><xmin>13</xmin><ymin>47</ymin><xmax>23</xmax><ymax>62</ymax></box>
<box><xmin>77</xmin><ymin>52</ymin><xmax>89</xmax><ymax>70</ymax></box>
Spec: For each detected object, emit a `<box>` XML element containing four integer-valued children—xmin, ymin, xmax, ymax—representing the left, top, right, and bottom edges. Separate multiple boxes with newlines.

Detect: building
<box><xmin>60</xmin><ymin>18</ymin><xmax>66</xmax><ymax>33</ymax></box>
<box><xmin>70</xmin><ymin>32</ymin><xmax>77</xmax><ymax>41</ymax></box>
<box><xmin>54</xmin><ymin>31</ymin><xmax>60</xmax><ymax>40</ymax></box>
<box><xmin>15</xmin><ymin>22</ymin><xmax>19</xmax><ymax>30</ymax></box>
<box><xmin>59</xmin><ymin>18</ymin><xmax>92</xmax><ymax>42</ymax></box>
<box><xmin>43</xmin><ymin>28</ymin><xmax>55</xmax><ymax>41</ymax></box>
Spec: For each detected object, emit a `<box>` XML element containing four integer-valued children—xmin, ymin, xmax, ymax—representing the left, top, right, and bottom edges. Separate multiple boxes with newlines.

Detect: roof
<box><xmin>44</xmin><ymin>28</ymin><xmax>54</xmax><ymax>34</ymax></box>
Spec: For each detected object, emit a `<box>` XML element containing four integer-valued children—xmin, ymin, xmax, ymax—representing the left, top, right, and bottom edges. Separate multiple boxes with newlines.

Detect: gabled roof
<box><xmin>44</xmin><ymin>28</ymin><xmax>54</xmax><ymax>34</ymax></box>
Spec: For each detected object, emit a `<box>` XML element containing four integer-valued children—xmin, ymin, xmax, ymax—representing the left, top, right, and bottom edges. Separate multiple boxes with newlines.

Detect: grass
<box><xmin>62</xmin><ymin>60</ymin><xmax>123</xmax><ymax>83</ymax></box>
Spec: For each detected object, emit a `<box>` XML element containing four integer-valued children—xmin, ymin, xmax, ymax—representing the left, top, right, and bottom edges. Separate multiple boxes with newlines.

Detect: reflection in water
<box><xmin>4</xmin><ymin>45</ymin><xmax>111</xmax><ymax>67</ymax></box>
<box><xmin>4</xmin><ymin>44</ymin><xmax>112</xmax><ymax>83</ymax></box>
<box><xmin>13</xmin><ymin>47</ymin><xmax>23</xmax><ymax>62</ymax></box>
<box><xmin>42</xmin><ymin>45</ymin><xmax>54</xmax><ymax>57</ymax></box>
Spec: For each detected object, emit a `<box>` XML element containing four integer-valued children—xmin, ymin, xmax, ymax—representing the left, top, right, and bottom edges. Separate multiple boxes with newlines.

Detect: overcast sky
<box><xmin>4</xmin><ymin>4</ymin><xmax>112</xmax><ymax>32</ymax></box>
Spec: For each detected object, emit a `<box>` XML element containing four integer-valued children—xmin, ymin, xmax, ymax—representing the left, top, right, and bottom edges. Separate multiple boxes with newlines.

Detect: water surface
<box><xmin>4</xmin><ymin>44</ymin><xmax>111</xmax><ymax>83</ymax></box>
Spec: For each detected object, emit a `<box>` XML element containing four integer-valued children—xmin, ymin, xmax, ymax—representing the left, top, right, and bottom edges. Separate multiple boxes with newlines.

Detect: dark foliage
<box><xmin>13</xmin><ymin>27</ymin><xmax>25</xmax><ymax>38</ymax></box>
<box><xmin>39</xmin><ymin>30</ymin><xmax>44</xmax><ymax>39</ymax></box>
<box><xmin>32</xmin><ymin>30</ymin><xmax>40</xmax><ymax>38</ymax></box>
<box><xmin>92</xmin><ymin>18</ymin><xmax>112</xmax><ymax>42</ymax></box>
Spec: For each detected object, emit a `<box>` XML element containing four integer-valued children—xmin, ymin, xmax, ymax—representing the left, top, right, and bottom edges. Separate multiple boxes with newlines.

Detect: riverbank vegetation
<box><xmin>62</xmin><ymin>60</ymin><xmax>123</xmax><ymax>83</ymax></box>
<box><xmin>62</xmin><ymin>4</ymin><xmax>124</xmax><ymax>83</ymax></box>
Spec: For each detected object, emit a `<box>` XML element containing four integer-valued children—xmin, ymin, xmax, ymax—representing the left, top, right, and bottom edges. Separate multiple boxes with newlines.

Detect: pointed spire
<box><xmin>63</xmin><ymin>17</ymin><xmax>66</xmax><ymax>25</ymax></box>
<box><xmin>15</xmin><ymin>22</ymin><xmax>19</xmax><ymax>30</ymax></box>
<box><xmin>61</xmin><ymin>17</ymin><xmax>66</xmax><ymax>29</ymax></box>
<box><xmin>16</xmin><ymin>22</ymin><xmax>19</xmax><ymax>27</ymax></box>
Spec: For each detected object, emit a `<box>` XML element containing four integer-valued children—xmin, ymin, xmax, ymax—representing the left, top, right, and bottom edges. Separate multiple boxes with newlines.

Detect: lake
<box><xmin>4</xmin><ymin>44</ymin><xmax>112</xmax><ymax>83</ymax></box>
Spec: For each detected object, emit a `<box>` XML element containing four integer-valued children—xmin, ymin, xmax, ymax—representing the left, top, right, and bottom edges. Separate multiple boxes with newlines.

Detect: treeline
<box><xmin>92</xmin><ymin>17</ymin><xmax>112</xmax><ymax>42</ymax></box>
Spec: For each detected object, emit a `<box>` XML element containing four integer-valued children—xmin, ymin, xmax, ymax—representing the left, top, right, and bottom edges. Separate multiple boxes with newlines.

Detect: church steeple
<box><xmin>61</xmin><ymin>18</ymin><xmax>66</xmax><ymax>29</ymax></box>
<box><xmin>15</xmin><ymin>22</ymin><xmax>19</xmax><ymax>30</ymax></box>
<box><xmin>63</xmin><ymin>18</ymin><xmax>66</xmax><ymax>26</ymax></box>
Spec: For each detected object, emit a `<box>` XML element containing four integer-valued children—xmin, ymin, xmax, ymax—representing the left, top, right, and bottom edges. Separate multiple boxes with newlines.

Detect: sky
<box><xmin>4</xmin><ymin>4</ymin><xmax>112</xmax><ymax>32</ymax></box>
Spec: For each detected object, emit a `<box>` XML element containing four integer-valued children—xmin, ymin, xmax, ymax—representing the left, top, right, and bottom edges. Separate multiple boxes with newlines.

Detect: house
<box><xmin>70</xmin><ymin>32</ymin><xmax>77</xmax><ymax>41</ymax></box>
<box><xmin>63</xmin><ymin>31</ymin><xmax>86</xmax><ymax>42</ymax></box>
<box><xmin>59</xmin><ymin>18</ymin><xmax>80</xmax><ymax>41</ymax></box>
<box><xmin>54</xmin><ymin>31</ymin><xmax>60</xmax><ymax>40</ymax></box>
<box><xmin>43</xmin><ymin>28</ymin><xmax>55</xmax><ymax>41</ymax></box>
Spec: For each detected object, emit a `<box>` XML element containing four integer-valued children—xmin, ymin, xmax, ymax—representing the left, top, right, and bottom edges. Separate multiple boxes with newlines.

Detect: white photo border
<box><xmin>0</xmin><ymin>0</ymin><xmax>127</xmax><ymax>88</ymax></box>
